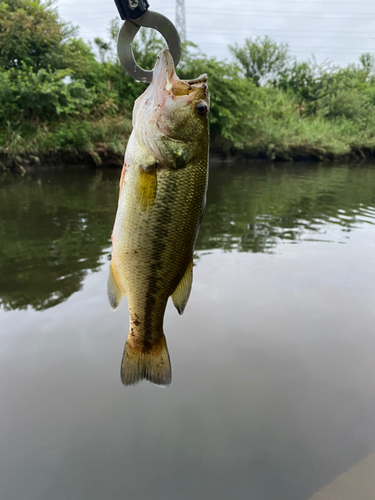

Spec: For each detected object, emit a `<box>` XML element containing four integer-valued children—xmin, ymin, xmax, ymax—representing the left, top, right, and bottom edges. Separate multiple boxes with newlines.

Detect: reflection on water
<box><xmin>198</xmin><ymin>161</ymin><xmax>375</xmax><ymax>252</ymax></box>
<box><xmin>0</xmin><ymin>169</ymin><xmax>117</xmax><ymax>311</ymax></box>
<box><xmin>1</xmin><ymin>161</ymin><xmax>375</xmax><ymax>500</ymax></box>
<box><xmin>1</xmin><ymin>162</ymin><xmax>375</xmax><ymax>311</ymax></box>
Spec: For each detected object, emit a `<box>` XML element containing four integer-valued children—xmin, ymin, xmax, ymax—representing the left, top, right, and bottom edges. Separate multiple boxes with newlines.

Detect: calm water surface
<box><xmin>1</xmin><ymin>161</ymin><xmax>375</xmax><ymax>500</ymax></box>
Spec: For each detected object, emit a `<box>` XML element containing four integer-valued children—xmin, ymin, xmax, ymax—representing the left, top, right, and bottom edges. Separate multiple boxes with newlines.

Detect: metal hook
<box><xmin>117</xmin><ymin>10</ymin><xmax>181</xmax><ymax>83</ymax></box>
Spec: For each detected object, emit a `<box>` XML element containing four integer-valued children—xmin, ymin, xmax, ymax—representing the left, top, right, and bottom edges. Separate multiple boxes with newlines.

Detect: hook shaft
<box><xmin>117</xmin><ymin>10</ymin><xmax>181</xmax><ymax>83</ymax></box>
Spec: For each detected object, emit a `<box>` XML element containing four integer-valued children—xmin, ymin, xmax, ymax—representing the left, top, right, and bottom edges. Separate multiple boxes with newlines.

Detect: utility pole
<box><xmin>175</xmin><ymin>0</ymin><xmax>186</xmax><ymax>43</ymax></box>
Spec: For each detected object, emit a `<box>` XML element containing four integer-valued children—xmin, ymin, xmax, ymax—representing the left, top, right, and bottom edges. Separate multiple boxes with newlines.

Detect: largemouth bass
<box><xmin>108</xmin><ymin>49</ymin><xmax>209</xmax><ymax>386</ymax></box>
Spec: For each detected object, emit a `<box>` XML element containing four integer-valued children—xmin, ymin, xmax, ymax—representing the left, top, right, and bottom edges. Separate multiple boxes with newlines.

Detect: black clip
<box><xmin>114</xmin><ymin>0</ymin><xmax>150</xmax><ymax>21</ymax></box>
<box><xmin>116</xmin><ymin>7</ymin><xmax>181</xmax><ymax>83</ymax></box>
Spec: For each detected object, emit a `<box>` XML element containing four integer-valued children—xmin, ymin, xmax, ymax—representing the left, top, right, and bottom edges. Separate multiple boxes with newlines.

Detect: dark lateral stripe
<box><xmin>143</xmin><ymin>171</ymin><xmax>178</xmax><ymax>342</ymax></box>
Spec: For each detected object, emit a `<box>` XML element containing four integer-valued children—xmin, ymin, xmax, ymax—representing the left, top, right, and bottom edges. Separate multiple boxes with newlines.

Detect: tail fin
<box><xmin>120</xmin><ymin>333</ymin><xmax>172</xmax><ymax>387</ymax></box>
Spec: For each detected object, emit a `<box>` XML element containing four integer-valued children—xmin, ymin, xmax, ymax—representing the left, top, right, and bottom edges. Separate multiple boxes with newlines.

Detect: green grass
<box><xmin>2</xmin><ymin>112</ymin><xmax>375</xmax><ymax>172</ymax></box>
<box><xmin>0</xmin><ymin>115</ymin><xmax>132</xmax><ymax>169</ymax></box>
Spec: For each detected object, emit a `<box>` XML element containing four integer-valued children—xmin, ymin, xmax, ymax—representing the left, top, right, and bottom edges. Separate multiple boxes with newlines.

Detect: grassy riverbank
<box><xmin>1</xmin><ymin>0</ymin><xmax>375</xmax><ymax>170</ymax></box>
<box><xmin>3</xmin><ymin>111</ymin><xmax>375</xmax><ymax>172</ymax></box>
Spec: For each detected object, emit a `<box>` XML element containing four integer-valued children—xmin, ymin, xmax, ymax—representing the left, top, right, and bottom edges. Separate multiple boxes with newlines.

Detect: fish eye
<box><xmin>195</xmin><ymin>101</ymin><xmax>208</xmax><ymax>117</ymax></box>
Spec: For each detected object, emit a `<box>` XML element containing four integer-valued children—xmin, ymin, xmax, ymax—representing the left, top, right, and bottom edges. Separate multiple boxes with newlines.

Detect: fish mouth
<box><xmin>132</xmin><ymin>48</ymin><xmax>209</xmax><ymax>159</ymax></box>
<box><xmin>153</xmin><ymin>49</ymin><xmax>176</xmax><ymax>88</ymax></box>
<box><xmin>152</xmin><ymin>49</ymin><xmax>207</xmax><ymax>97</ymax></box>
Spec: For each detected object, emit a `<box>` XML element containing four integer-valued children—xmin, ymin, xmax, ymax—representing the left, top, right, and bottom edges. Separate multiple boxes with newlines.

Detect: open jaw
<box><xmin>152</xmin><ymin>48</ymin><xmax>208</xmax><ymax>98</ymax></box>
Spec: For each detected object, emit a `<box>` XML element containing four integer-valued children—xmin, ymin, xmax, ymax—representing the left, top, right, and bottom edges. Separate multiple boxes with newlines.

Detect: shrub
<box><xmin>0</xmin><ymin>67</ymin><xmax>96</xmax><ymax>123</ymax></box>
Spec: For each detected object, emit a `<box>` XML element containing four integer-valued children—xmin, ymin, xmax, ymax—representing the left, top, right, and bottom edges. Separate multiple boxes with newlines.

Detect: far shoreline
<box><xmin>2</xmin><ymin>145</ymin><xmax>374</xmax><ymax>174</ymax></box>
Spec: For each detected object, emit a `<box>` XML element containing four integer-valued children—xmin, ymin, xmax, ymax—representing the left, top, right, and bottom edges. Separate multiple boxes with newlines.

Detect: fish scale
<box><xmin>108</xmin><ymin>49</ymin><xmax>209</xmax><ymax>386</ymax></box>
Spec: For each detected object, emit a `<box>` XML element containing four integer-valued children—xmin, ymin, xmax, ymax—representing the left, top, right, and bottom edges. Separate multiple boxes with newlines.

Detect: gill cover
<box><xmin>132</xmin><ymin>49</ymin><xmax>209</xmax><ymax>169</ymax></box>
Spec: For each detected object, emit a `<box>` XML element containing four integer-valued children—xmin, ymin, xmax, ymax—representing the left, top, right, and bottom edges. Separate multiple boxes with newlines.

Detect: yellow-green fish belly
<box><xmin>112</xmin><ymin>158</ymin><xmax>207</xmax><ymax>345</ymax></box>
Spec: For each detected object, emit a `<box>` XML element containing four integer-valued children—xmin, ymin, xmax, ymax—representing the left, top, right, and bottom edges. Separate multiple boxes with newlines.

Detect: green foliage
<box><xmin>229</xmin><ymin>36</ymin><xmax>291</xmax><ymax>86</ymax></box>
<box><xmin>0</xmin><ymin>0</ymin><xmax>90</xmax><ymax>73</ymax></box>
<box><xmin>1</xmin><ymin>0</ymin><xmax>375</xmax><ymax>164</ymax></box>
<box><xmin>278</xmin><ymin>58</ymin><xmax>337</xmax><ymax>111</ymax></box>
<box><xmin>2</xmin><ymin>163</ymin><xmax>375</xmax><ymax>311</ymax></box>
<box><xmin>108</xmin><ymin>18</ymin><xmax>167</xmax><ymax>70</ymax></box>
<box><xmin>0</xmin><ymin>169</ymin><xmax>118</xmax><ymax>310</ymax></box>
<box><xmin>359</xmin><ymin>52</ymin><xmax>375</xmax><ymax>77</ymax></box>
<box><xmin>133</xmin><ymin>28</ymin><xmax>167</xmax><ymax>70</ymax></box>
<box><xmin>278</xmin><ymin>56</ymin><xmax>375</xmax><ymax>124</ymax></box>
<box><xmin>314</xmin><ymin>68</ymin><xmax>372</xmax><ymax>120</ymax></box>
<box><xmin>94</xmin><ymin>37</ymin><xmax>112</xmax><ymax>64</ymax></box>
<box><xmin>0</xmin><ymin>67</ymin><xmax>96</xmax><ymax>123</ymax></box>
<box><xmin>178</xmin><ymin>50</ymin><xmax>263</xmax><ymax>148</ymax></box>
<box><xmin>197</xmin><ymin>163</ymin><xmax>375</xmax><ymax>253</ymax></box>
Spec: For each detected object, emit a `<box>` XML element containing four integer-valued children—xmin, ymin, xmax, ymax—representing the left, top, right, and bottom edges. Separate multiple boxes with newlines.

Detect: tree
<box><xmin>94</xmin><ymin>37</ymin><xmax>111</xmax><ymax>64</ymax></box>
<box><xmin>277</xmin><ymin>56</ymin><xmax>339</xmax><ymax>116</ymax></box>
<box><xmin>229</xmin><ymin>36</ymin><xmax>290</xmax><ymax>86</ymax></box>
<box><xmin>0</xmin><ymin>0</ymin><xmax>92</xmax><ymax>73</ymax></box>
<box><xmin>360</xmin><ymin>52</ymin><xmax>375</xmax><ymax>79</ymax></box>
<box><xmin>0</xmin><ymin>0</ymin><xmax>110</xmax><ymax>125</ymax></box>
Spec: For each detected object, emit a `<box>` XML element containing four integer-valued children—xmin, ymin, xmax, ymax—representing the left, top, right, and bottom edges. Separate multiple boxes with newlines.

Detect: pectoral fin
<box><xmin>118</xmin><ymin>161</ymin><xmax>128</xmax><ymax>201</ymax></box>
<box><xmin>171</xmin><ymin>259</ymin><xmax>193</xmax><ymax>315</ymax></box>
<box><xmin>107</xmin><ymin>263</ymin><xmax>124</xmax><ymax>311</ymax></box>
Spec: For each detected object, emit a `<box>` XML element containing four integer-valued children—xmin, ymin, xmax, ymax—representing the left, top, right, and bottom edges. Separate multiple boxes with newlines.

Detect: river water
<box><xmin>1</xmin><ymin>161</ymin><xmax>375</xmax><ymax>500</ymax></box>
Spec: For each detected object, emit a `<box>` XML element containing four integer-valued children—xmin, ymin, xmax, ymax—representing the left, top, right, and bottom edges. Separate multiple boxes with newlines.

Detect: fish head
<box><xmin>133</xmin><ymin>49</ymin><xmax>209</xmax><ymax>169</ymax></box>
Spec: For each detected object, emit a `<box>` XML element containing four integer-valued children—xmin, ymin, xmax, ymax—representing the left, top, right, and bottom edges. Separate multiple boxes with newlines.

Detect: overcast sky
<box><xmin>56</xmin><ymin>0</ymin><xmax>375</xmax><ymax>66</ymax></box>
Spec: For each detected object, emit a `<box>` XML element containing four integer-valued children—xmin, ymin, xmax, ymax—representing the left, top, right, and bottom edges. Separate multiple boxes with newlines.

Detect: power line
<box><xmin>193</xmin><ymin>28</ymin><xmax>375</xmax><ymax>35</ymax></box>
<box><xmin>60</xmin><ymin>11</ymin><xmax>375</xmax><ymax>19</ymax></box>
<box><xmin>58</xmin><ymin>9</ymin><xmax>173</xmax><ymax>15</ymax></box>
<box><xmin>195</xmin><ymin>42</ymin><xmax>374</xmax><ymax>51</ymax></box>
<box><xmin>254</xmin><ymin>0</ymin><xmax>375</xmax><ymax>2</ymax></box>
<box><xmin>80</xmin><ymin>27</ymin><xmax>375</xmax><ymax>49</ymax></box>
<box><xmin>184</xmin><ymin>11</ymin><xmax>375</xmax><ymax>19</ymax></box>
<box><xmin>81</xmin><ymin>31</ymin><xmax>374</xmax><ymax>52</ymax></box>
<box><xmin>75</xmin><ymin>25</ymin><xmax>375</xmax><ymax>39</ymax></box>
<box><xmin>187</xmin><ymin>29</ymin><xmax>374</xmax><ymax>39</ymax></box>
<box><xmin>57</xmin><ymin>4</ymin><xmax>375</xmax><ymax>16</ymax></box>
<box><xmin>61</xmin><ymin>18</ymin><xmax>375</xmax><ymax>36</ymax></box>
<box><xmin>61</xmin><ymin>11</ymin><xmax>375</xmax><ymax>20</ymax></box>
<box><xmin>191</xmin><ymin>0</ymin><xmax>375</xmax><ymax>3</ymax></box>
<box><xmin>56</xmin><ymin>0</ymin><xmax>375</xmax><ymax>5</ymax></box>
<box><xmin>60</xmin><ymin>0</ymin><xmax>375</xmax><ymax>57</ymax></box>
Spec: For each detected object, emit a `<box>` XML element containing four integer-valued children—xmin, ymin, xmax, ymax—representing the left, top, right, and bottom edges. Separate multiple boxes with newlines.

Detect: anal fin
<box><xmin>171</xmin><ymin>259</ymin><xmax>193</xmax><ymax>315</ymax></box>
<box><xmin>107</xmin><ymin>263</ymin><xmax>124</xmax><ymax>311</ymax></box>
